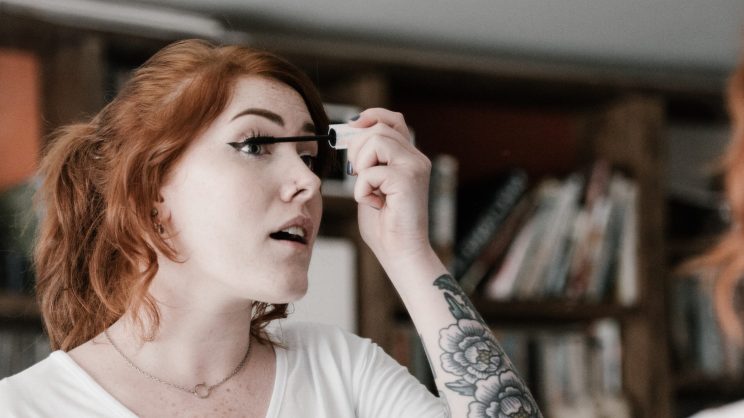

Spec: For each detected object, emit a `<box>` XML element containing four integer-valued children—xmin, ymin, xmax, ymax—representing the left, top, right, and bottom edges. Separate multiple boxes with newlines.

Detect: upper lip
<box><xmin>273</xmin><ymin>215</ymin><xmax>314</xmax><ymax>242</ymax></box>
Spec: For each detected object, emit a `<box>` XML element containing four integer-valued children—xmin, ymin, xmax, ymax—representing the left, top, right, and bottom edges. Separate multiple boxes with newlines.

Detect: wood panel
<box><xmin>592</xmin><ymin>96</ymin><xmax>671</xmax><ymax>418</ymax></box>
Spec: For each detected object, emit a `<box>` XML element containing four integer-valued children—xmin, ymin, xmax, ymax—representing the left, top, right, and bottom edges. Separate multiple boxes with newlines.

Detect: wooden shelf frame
<box><xmin>0</xmin><ymin>292</ymin><xmax>39</xmax><ymax>320</ymax></box>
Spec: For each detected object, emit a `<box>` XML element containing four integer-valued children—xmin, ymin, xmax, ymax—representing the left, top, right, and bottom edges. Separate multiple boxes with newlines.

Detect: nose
<box><xmin>280</xmin><ymin>155</ymin><xmax>321</xmax><ymax>203</ymax></box>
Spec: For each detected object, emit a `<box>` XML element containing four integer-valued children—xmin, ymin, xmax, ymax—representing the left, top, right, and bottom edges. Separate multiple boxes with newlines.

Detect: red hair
<box><xmin>34</xmin><ymin>39</ymin><xmax>330</xmax><ymax>351</ymax></box>
<box><xmin>684</xmin><ymin>52</ymin><xmax>744</xmax><ymax>343</ymax></box>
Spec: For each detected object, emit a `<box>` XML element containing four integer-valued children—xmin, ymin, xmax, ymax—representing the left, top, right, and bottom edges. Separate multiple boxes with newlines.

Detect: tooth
<box><xmin>281</xmin><ymin>226</ymin><xmax>305</xmax><ymax>238</ymax></box>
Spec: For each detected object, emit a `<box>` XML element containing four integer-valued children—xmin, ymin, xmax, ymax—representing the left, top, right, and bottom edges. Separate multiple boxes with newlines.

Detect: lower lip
<box><xmin>271</xmin><ymin>238</ymin><xmax>309</xmax><ymax>250</ymax></box>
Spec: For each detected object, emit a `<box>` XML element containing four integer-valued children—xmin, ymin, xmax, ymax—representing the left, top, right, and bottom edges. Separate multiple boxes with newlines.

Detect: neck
<box><xmin>107</xmin><ymin>268</ymin><xmax>255</xmax><ymax>387</ymax></box>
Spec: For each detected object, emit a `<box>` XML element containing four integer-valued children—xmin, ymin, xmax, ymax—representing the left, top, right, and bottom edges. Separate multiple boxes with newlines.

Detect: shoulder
<box><xmin>271</xmin><ymin>320</ymin><xmax>359</xmax><ymax>341</ymax></box>
<box><xmin>2</xmin><ymin>351</ymin><xmax>63</xmax><ymax>391</ymax></box>
<box><xmin>691</xmin><ymin>401</ymin><xmax>744</xmax><ymax>418</ymax></box>
<box><xmin>0</xmin><ymin>351</ymin><xmax>67</xmax><ymax>414</ymax></box>
<box><xmin>269</xmin><ymin>320</ymin><xmax>373</xmax><ymax>354</ymax></box>
<box><xmin>268</xmin><ymin>320</ymin><xmax>383</xmax><ymax>375</ymax></box>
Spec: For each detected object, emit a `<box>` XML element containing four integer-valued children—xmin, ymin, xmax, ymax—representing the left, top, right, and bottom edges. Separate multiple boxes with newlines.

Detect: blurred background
<box><xmin>2</xmin><ymin>1</ymin><xmax>744</xmax><ymax>417</ymax></box>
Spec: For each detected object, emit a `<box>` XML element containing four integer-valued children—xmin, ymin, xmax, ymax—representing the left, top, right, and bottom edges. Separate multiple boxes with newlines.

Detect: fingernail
<box><xmin>346</xmin><ymin>161</ymin><xmax>353</xmax><ymax>175</ymax></box>
<box><xmin>349</xmin><ymin>114</ymin><xmax>360</xmax><ymax>121</ymax></box>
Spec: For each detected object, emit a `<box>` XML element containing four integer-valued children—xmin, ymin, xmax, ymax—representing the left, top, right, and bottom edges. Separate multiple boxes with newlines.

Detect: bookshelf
<box><xmin>312</xmin><ymin>51</ymin><xmax>674</xmax><ymax>414</ymax></box>
<box><xmin>0</xmin><ymin>293</ymin><xmax>39</xmax><ymax>320</ymax></box>
<box><xmin>0</xmin><ymin>9</ymin><xmax>732</xmax><ymax>418</ymax></box>
<box><xmin>469</xmin><ymin>299</ymin><xmax>638</xmax><ymax>322</ymax></box>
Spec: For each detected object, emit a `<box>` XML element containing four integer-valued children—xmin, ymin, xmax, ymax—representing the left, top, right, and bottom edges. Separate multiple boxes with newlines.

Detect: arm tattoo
<box><xmin>432</xmin><ymin>274</ymin><xmax>542</xmax><ymax>418</ymax></box>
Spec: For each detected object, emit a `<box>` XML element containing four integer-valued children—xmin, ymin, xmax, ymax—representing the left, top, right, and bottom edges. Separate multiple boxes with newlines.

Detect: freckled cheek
<box><xmin>171</xmin><ymin>163</ymin><xmax>252</xmax><ymax>228</ymax></box>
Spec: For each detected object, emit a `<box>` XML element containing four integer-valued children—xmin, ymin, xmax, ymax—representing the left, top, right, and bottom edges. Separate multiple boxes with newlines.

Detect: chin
<box><xmin>263</xmin><ymin>273</ymin><xmax>309</xmax><ymax>304</ymax></box>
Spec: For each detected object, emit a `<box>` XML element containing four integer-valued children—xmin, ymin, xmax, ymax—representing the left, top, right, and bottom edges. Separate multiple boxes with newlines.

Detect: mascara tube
<box><xmin>328</xmin><ymin>123</ymin><xmax>366</xmax><ymax>150</ymax></box>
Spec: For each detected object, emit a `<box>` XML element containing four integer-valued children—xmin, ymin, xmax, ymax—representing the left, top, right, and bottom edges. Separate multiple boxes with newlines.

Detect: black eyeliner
<box><xmin>230</xmin><ymin>133</ymin><xmax>335</xmax><ymax>146</ymax></box>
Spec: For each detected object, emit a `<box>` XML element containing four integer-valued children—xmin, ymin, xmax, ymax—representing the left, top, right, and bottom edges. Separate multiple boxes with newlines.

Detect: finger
<box><xmin>355</xmin><ymin>163</ymin><xmax>425</xmax><ymax>206</ymax></box>
<box><xmin>346</xmin><ymin>126</ymin><xmax>412</xmax><ymax>174</ymax></box>
<box><xmin>348</xmin><ymin>108</ymin><xmax>411</xmax><ymax>140</ymax></box>
<box><xmin>352</xmin><ymin>134</ymin><xmax>413</xmax><ymax>175</ymax></box>
<box><xmin>354</xmin><ymin>165</ymin><xmax>393</xmax><ymax>210</ymax></box>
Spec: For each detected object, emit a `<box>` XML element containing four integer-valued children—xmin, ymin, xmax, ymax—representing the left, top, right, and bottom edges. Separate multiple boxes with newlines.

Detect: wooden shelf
<box><xmin>394</xmin><ymin>298</ymin><xmax>638</xmax><ymax>324</ymax></box>
<box><xmin>472</xmin><ymin>298</ymin><xmax>638</xmax><ymax>323</ymax></box>
<box><xmin>675</xmin><ymin>372</ymin><xmax>744</xmax><ymax>397</ymax></box>
<box><xmin>0</xmin><ymin>292</ymin><xmax>40</xmax><ymax>320</ymax></box>
<box><xmin>322</xmin><ymin>192</ymin><xmax>356</xmax><ymax>218</ymax></box>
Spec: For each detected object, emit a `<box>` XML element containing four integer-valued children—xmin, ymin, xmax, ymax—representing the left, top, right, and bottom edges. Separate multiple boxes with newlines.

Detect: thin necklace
<box><xmin>104</xmin><ymin>328</ymin><xmax>252</xmax><ymax>399</ymax></box>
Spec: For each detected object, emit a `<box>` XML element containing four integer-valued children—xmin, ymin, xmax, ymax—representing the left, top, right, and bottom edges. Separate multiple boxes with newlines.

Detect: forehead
<box><xmin>223</xmin><ymin>76</ymin><xmax>311</xmax><ymax>123</ymax></box>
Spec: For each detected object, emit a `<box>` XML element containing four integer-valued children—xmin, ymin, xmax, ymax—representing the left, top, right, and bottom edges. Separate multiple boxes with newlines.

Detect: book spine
<box><xmin>452</xmin><ymin>171</ymin><xmax>528</xmax><ymax>279</ymax></box>
<box><xmin>458</xmin><ymin>194</ymin><xmax>534</xmax><ymax>296</ymax></box>
<box><xmin>429</xmin><ymin>154</ymin><xmax>458</xmax><ymax>266</ymax></box>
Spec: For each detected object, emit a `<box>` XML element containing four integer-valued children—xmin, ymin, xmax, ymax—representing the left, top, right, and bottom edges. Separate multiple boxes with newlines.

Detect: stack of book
<box><xmin>670</xmin><ymin>273</ymin><xmax>744</xmax><ymax>379</ymax></box>
<box><xmin>537</xmin><ymin>319</ymin><xmax>631</xmax><ymax>418</ymax></box>
<box><xmin>453</xmin><ymin>161</ymin><xmax>639</xmax><ymax>306</ymax></box>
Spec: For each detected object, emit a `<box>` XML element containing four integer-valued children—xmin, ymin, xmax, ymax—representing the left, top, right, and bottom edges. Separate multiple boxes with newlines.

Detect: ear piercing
<box><xmin>151</xmin><ymin>208</ymin><xmax>165</xmax><ymax>235</ymax></box>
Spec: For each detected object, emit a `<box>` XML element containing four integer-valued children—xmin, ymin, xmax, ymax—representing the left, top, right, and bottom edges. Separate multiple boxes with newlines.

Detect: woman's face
<box><xmin>158</xmin><ymin>75</ymin><xmax>322</xmax><ymax>304</ymax></box>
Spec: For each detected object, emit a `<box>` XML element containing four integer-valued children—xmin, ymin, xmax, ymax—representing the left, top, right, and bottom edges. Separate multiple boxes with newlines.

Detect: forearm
<box><xmin>385</xmin><ymin>250</ymin><xmax>542</xmax><ymax>418</ymax></box>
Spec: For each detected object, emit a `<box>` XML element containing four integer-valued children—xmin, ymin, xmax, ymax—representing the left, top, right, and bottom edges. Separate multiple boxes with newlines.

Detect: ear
<box><xmin>151</xmin><ymin>194</ymin><xmax>171</xmax><ymax>222</ymax></box>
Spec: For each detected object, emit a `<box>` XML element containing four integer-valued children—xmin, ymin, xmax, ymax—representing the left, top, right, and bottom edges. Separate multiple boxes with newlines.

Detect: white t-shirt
<box><xmin>0</xmin><ymin>321</ymin><xmax>448</xmax><ymax>417</ymax></box>
<box><xmin>690</xmin><ymin>401</ymin><xmax>744</xmax><ymax>418</ymax></box>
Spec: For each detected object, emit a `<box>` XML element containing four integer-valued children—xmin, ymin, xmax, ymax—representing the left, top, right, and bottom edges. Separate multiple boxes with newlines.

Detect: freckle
<box><xmin>226</xmin><ymin>388</ymin><xmax>231</xmax><ymax>392</ymax></box>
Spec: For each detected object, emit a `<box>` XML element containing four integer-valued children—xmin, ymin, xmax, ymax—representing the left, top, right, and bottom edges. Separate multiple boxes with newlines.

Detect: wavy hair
<box><xmin>34</xmin><ymin>39</ymin><xmax>331</xmax><ymax>351</ymax></box>
<box><xmin>683</xmin><ymin>54</ymin><xmax>744</xmax><ymax>343</ymax></box>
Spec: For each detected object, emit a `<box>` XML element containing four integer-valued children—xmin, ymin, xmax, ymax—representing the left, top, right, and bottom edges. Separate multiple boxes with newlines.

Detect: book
<box><xmin>515</xmin><ymin>175</ymin><xmax>582</xmax><ymax>300</ymax></box>
<box><xmin>584</xmin><ymin>175</ymin><xmax>626</xmax><ymax>302</ymax></box>
<box><xmin>669</xmin><ymin>273</ymin><xmax>744</xmax><ymax>380</ymax></box>
<box><xmin>616</xmin><ymin>179</ymin><xmax>639</xmax><ymax>306</ymax></box>
<box><xmin>565</xmin><ymin>161</ymin><xmax>613</xmax><ymax>300</ymax></box>
<box><xmin>428</xmin><ymin>154</ymin><xmax>458</xmax><ymax>266</ymax></box>
<box><xmin>510</xmin><ymin>181</ymin><xmax>563</xmax><ymax>299</ymax></box>
<box><xmin>534</xmin><ymin>323</ymin><xmax>629</xmax><ymax>418</ymax></box>
<box><xmin>484</xmin><ymin>207</ymin><xmax>540</xmax><ymax>301</ymax></box>
<box><xmin>483</xmin><ymin>165</ymin><xmax>640</xmax><ymax>303</ymax></box>
<box><xmin>457</xmin><ymin>193</ymin><xmax>534</xmax><ymax>296</ymax></box>
<box><xmin>483</xmin><ymin>181</ymin><xmax>561</xmax><ymax>301</ymax></box>
<box><xmin>451</xmin><ymin>170</ymin><xmax>528</xmax><ymax>281</ymax></box>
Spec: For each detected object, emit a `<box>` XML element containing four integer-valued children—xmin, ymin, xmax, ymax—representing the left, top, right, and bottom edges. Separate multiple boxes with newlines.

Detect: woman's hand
<box><xmin>345</xmin><ymin>108</ymin><xmax>436</xmax><ymax>276</ymax></box>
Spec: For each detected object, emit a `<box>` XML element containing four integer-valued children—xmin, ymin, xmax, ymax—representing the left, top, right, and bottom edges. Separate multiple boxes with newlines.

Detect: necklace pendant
<box><xmin>193</xmin><ymin>383</ymin><xmax>211</xmax><ymax>399</ymax></box>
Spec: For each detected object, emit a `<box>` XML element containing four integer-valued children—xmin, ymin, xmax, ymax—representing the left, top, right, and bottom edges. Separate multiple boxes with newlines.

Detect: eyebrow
<box><xmin>230</xmin><ymin>107</ymin><xmax>316</xmax><ymax>134</ymax></box>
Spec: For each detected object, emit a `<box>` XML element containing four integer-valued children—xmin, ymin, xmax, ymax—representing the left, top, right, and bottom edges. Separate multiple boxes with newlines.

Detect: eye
<box><xmin>228</xmin><ymin>134</ymin><xmax>273</xmax><ymax>156</ymax></box>
<box><xmin>238</xmin><ymin>141</ymin><xmax>264</xmax><ymax>156</ymax></box>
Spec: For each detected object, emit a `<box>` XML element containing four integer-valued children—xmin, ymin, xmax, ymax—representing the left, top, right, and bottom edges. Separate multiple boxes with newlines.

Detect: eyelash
<box><xmin>229</xmin><ymin>132</ymin><xmax>319</xmax><ymax>172</ymax></box>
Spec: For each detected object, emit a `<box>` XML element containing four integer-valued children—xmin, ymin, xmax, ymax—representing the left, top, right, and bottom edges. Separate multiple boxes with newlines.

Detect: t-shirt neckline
<box><xmin>52</xmin><ymin>351</ymin><xmax>137</xmax><ymax>417</ymax></box>
<box><xmin>51</xmin><ymin>345</ymin><xmax>287</xmax><ymax>418</ymax></box>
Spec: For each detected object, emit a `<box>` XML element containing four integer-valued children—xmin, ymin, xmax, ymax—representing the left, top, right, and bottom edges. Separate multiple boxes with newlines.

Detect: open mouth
<box><xmin>269</xmin><ymin>226</ymin><xmax>307</xmax><ymax>245</ymax></box>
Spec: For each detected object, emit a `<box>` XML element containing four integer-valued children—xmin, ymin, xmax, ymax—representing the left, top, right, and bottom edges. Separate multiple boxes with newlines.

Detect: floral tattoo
<box><xmin>433</xmin><ymin>274</ymin><xmax>541</xmax><ymax>418</ymax></box>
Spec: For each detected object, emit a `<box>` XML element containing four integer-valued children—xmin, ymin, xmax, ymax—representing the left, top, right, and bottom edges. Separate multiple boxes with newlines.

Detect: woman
<box><xmin>0</xmin><ymin>39</ymin><xmax>540</xmax><ymax>417</ymax></box>
<box><xmin>685</xmin><ymin>51</ymin><xmax>744</xmax><ymax>418</ymax></box>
